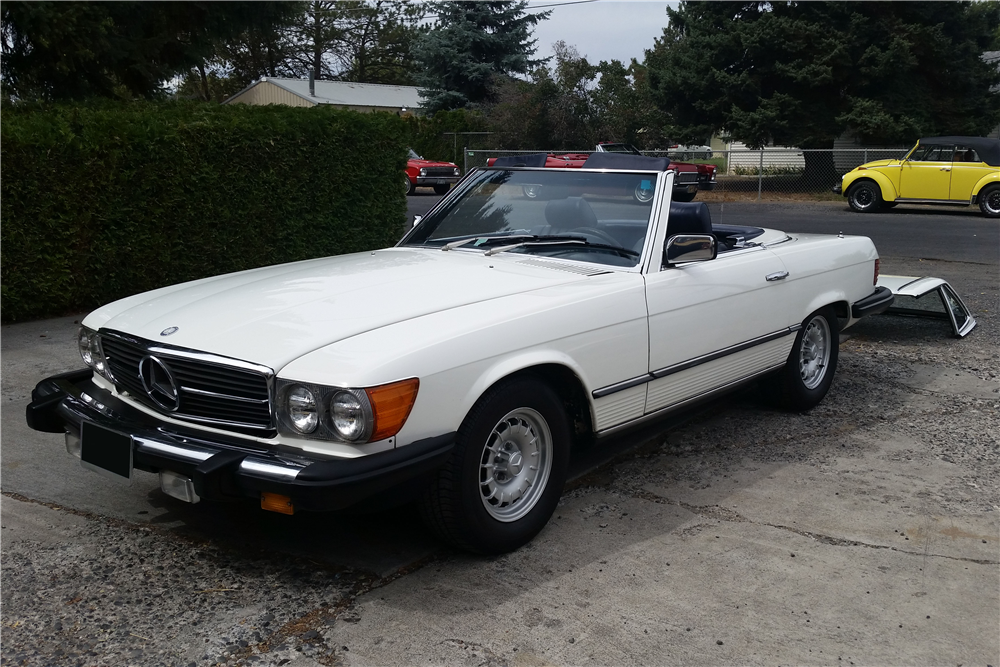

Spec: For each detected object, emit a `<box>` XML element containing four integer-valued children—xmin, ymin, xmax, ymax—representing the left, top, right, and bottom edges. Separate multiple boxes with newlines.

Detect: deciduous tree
<box><xmin>645</xmin><ymin>1</ymin><xmax>1000</xmax><ymax>178</ymax></box>
<box><xmin>1</xmin><ymin>1</ymin><xmax>295</xmax><ymax>101</ymax></box>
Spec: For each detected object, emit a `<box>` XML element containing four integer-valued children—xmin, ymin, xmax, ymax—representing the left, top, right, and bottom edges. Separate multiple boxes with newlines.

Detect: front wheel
<box><xmin>404</xmin><ymin>175</ymin><xmax>415</xmax><ymax>196</ymax></box>
<box><xmin>420</xmin><ymin>377</ymin><xmax>570</xmax><ymax>554</ymax></box>
<box><xmin>433</xmin><ymin>184</ymin><xmax>450</xmax><ymax>195</ymax></box>
<box><xmin>847</xmin><ymin>180</ymin><xmax>882</xmax><ymax>213</ymax></box>
<box><xmin>672</xmin><ymin>191</ymin><xmax>697</xmax><ymax>203</ymax></box>
<box><xmin>762</xmin><ymin>307</ymin><xmax>839</xmax><ymax>411</ymax></box>
<box><xmin>979</xmin><ymin>184</ymin><xmax>1000</xmax><ymax>218</ymax></box>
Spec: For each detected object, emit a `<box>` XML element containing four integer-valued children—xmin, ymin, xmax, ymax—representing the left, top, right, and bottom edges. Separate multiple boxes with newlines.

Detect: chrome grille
<box><xmin>423</xmin><ymin>167</ymin><xmax>455</xmax><ymax>177</ymax></box>
<box><xmin>99</xmin><ymin>331</ymin><xmax>274</xmax><ymax>436</ymax></box>
<box><xmin>676</xmin><ymin>172</ymin><xmax>699</xmax><ymax>184</ymax></box>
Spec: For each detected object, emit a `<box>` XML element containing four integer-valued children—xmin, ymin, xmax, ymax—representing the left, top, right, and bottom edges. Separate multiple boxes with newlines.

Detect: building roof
<box><xmin>225</xmin><ymin>77</ymin><xmax>423</xmax><ymax>109</ymax></box>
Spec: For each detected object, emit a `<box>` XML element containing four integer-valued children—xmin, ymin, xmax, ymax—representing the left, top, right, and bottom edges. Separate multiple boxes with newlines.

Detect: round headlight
<box><xmin>453</xmin><ymin>167</ymin><xmax>460</xmax><ymax>176</ymax></box>
<box><xmin>330</xmin><ymin>391</ymin><xmax>366</xmax><ymax>441</ymax></box>
<box><xmin>419</xmin><ymin>168</ymin><xmax>427</xmax><ymax>176</ymax></box>
<box><xmin>78</xmin><ymin>329</ymin><xmax>94</xmax><ymax>367</ymax></box>
<box><xmin>287</xmin><ymin>386</ymin><xmax>318</xmax><ymax>434</ymax></box>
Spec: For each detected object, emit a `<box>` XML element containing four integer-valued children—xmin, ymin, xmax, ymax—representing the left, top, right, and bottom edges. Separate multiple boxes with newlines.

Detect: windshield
<box><xmin>402</xmin><ymin>168</ymin><xmax>660</xmax><ymax>267</ymax></box>
<box><xmin>408</xmin><ymin>148</ymin><xmax>422</xmax><ymax>160</ymax></box>
<box><xmin>599</xmin><ymin>144</ymin><xmax>641</xmax><ymax>155</ymax></box>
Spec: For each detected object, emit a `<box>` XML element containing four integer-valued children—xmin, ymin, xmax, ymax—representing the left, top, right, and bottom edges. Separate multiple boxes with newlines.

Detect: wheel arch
<box><xmin>801</xmin><ymin>295</ymin><xmax>849</xmax><ymax>330</ymax></box>
<box><xmin>466</xmin><ymin>356</ymin><xmax>595</xmax><ymax>450</ymax></box>
<box><xmin>844</xmin><ymin>173</ymin><xmax>898</xmax><ymax>202</ymax></box>
<box><xmin>972</xmin><ymin>172</ymin><xmax>1000</xmax><ymax>197</ymax></box>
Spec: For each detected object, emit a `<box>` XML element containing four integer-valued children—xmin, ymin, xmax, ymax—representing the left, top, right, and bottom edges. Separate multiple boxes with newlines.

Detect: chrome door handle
<box><xmin>765</xmin><ymin>271</ymin><xmax>789</xmax><ymax>282</ymax></box>
<box><xmin>940</xmin><ymin>167</ymin><xmax>951</xmax><ymax>171</ymax></box>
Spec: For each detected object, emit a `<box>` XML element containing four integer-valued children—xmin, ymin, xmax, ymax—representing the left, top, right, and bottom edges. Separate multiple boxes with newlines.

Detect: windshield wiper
<box><xmin>438</xmin><ymin>234</ymin><xmax>535</xmax><ymax>251</ymax></box>
<box><xmin>484</xmin><ymin>238</ymin><xmax>585</xmax><ymax>256</ymax></box>
<box><xmin>484</xmin><ymin>235</ymin><xmax>639</xmax><ymax>258</ymax></box>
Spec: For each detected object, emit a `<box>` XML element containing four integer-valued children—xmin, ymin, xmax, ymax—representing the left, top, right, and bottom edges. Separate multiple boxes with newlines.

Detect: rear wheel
<box><xmin>847</xmin><ymin>180</ymin><xmax>882</xmax><ymax>213</ymax></box>
<box><xmin>420</xmin><ymin>377</ymin><xmax>570</xmax><ymax>554</ymax></box>
<box><xmin>763</xmin><ymin>307</ymin><xmax>839</xmax><ymax>411</ymax></box>
<box><xmin>979</xmin><ymin>184</ymin><xmax>1000</xmax><ymax>218</ymax></box>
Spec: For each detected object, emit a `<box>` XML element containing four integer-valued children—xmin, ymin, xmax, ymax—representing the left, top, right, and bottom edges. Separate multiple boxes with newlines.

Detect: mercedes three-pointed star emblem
<box><xmin>138</xmin><ymin>355</ymin><xmax>180</xmax><ymax>412</ymax></box>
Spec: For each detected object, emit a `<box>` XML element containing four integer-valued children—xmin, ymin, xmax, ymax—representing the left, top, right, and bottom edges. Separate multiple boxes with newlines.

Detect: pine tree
<box><xmin>414</xmin><ymin>1</ymin><xmax>549</xmax><ymax>113</ymax></box>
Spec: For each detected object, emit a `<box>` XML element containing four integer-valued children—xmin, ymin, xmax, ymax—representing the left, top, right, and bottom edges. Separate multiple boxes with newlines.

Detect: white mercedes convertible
<box><xmin>27</xmin><ymin>152</ymin><xmax>893</xmax><ymax>553</ymax></box>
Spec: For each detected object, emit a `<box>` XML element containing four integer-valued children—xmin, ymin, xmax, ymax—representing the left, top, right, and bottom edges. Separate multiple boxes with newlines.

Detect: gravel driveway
<box><xmin>3</xmin><ymin>224</ymin><xmax>997</xmax><ymax>666</ymax></box>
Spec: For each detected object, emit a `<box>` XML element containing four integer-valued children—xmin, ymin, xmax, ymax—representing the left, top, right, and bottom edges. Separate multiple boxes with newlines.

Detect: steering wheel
<box><xmin>566</xmin><ymin>227</ymin><xmax>622</xmax><ymax>248</ymax></box>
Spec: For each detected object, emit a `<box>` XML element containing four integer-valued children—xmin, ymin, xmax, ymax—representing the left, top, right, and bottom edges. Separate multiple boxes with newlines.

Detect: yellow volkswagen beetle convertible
<box><xmin>835</xmin><ymin>136</ymin><xmax>1000</xmax><ymax>218</ymax></box>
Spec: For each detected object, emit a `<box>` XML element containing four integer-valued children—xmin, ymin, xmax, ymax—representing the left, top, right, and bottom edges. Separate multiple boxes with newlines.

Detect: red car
<box><xmin>406</xmin><ymin>149</ymin><xmax>462</xmax><ymax>196</ymax></box>
<box><xmin>487</xmin><ymin>143</ymin><xmax>716</xmax><ymax>202</ymax></box>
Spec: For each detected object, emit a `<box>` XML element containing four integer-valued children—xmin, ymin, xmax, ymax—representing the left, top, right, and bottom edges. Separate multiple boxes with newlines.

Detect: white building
<box><xmin>223</xmin><ymin>77</ymin><xmax>422</xmax><ymax>114</ymax></box>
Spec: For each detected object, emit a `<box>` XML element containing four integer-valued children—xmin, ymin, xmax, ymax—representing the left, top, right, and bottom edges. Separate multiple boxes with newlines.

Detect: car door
<box><xmin>949</xmin><ymin>145</ymin><xmax>998</xmax><ymax>202</ymax></box>
<box><xmin>643</xmin><ymin>246</ymin><xmax>794</xmax><ymax>415</ymax></box>
<box><xmin>899</xmin><ymin>143</ymin><xmax>953</xmax><ymax>200</ymax></box>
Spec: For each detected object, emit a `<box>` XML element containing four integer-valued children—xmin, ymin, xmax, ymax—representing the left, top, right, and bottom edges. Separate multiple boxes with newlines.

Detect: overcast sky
<box><xmin>527</xmin><ymin>0</ymin><xmax>676</xmax><ymax>66</ymax></box>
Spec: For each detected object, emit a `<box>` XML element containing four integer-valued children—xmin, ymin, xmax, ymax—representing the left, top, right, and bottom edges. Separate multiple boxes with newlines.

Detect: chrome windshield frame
<box><xmin>398</xmin><ymin>165</ymin><xmax>670</xmax><ymax>274</ymax></box>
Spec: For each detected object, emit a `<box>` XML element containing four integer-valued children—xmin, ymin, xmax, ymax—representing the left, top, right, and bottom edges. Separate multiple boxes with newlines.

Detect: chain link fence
<box><xmin>463</xmin><ymin>147</ymin><xmax>909</xmax><ymax>201</ymax></box>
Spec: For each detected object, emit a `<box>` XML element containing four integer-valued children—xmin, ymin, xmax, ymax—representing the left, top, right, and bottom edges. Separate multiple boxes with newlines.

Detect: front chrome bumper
<box><xmin>415</xmin><ymin>176</ymin><xmax>460</xmax><ymax>185</ymax></box>
<box><xmin>26</xmin><ymin>371</ymin><xmax>455</xmax><ymax>512</ymax></box>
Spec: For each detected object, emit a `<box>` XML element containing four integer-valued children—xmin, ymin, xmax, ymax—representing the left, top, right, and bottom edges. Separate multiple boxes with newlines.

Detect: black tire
<box><xmin>420</xmin><ymin>377</ymin><xmax>571</xmax><ymax>554</ymax></box>
<box><xmin>405</xmin><ymin>175</ymin><xmax>415</xmax><ymax>196</ymax></box>
<box><xmin>979</xmin><ymin>184</ymin><xmax>1000</xmax><ymax>218</ymax></box>
<box><xmin>672</xmin><ymin>191</ymin><xmax>697</xmax><ymax>203</ymax></box>
<box><xmin>433</xmin><ymin>184</ymin><xmax>450</xmax><ymax>195</ymax></box>
<box><xmin>846</xmin><ymin>180</ymin><xmax>882</xmax><ymax>213</ymax></box>
<box><xmin>763</xmin><ymin>307</ymin><xmax>839</xmax><ymax>411</ymax></box>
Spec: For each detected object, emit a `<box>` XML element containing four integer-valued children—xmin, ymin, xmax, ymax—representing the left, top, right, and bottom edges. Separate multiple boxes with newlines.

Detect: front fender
<box><xmin>842</xmin><ymin>171</ymin><xmax>898</xmax><ymax>202</ymax></box>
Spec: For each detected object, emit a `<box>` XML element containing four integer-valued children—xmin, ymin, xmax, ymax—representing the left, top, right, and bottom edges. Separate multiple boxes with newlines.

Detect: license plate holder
<box><xmin>81</xmin><ymin>421</ymin><xmax>133</xmax><ymax>483</ymax></box>
<box><xmin>436</xmin><ymin>179</ymin><xmax>447</xmax><ymax>185</ymax></box>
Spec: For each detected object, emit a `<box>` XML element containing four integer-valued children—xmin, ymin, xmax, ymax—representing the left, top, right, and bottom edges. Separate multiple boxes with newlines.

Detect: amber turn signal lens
<box><xmin>366</xmin><ymin>378</ymin><xmax>419</xmax><ymax>441</ymax></box>
<box><xmin>261</xmin><ymin>492</ymin><xmax>294</xmax><ymax>515</ymax></box>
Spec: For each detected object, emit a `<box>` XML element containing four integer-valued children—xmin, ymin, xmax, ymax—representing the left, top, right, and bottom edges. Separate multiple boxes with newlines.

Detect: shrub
<box><xmin>1</xmin><ymin>101</ymin><xmax>408</xmax><ymax>323</ymax></box>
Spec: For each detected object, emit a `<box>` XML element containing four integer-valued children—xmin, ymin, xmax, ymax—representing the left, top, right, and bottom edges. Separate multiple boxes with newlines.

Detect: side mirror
<box><xmin>412</xmin><ymin>215</ymin><xmax>422</xmax><ymax>229</ymax></box>
<box><xmin>664</xmin><ymin>234</ymin><xmax>717</xmax><ymax>266</ymax></box>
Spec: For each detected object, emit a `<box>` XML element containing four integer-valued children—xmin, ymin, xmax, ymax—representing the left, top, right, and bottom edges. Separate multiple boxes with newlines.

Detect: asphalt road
<box><xmin>3</xmin><ymin>199</ymin><xmax>998</xmax><ymax>666</ymax></box>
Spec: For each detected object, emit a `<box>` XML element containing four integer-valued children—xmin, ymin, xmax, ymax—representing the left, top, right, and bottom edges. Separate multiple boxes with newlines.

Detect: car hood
<box><xmin>86</xmin><ymin>249</ymin><xmax>589</xmax><ymax>372</ymax></box>
<box><xmin>408</xmin><ymin>158</ymin><xmax>458</xmax><ymax>168</ymax></box>
<box><xmin>857</xmin><ymin>159</ymin><xmax>899</xmax><ymax>169</ymax></box>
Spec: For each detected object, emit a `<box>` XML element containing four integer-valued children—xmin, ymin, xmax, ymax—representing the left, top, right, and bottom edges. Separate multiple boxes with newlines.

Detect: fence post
<box><xmin>463</xmin><ymin>147</ymin><xmax>468</xmax><ymax>175</ymax></box>
<box><xmin>864</xmin><ymin>149</ymin><xmax>868</xmax><ymax>165</ymax></box>
<box><xmin>757</xmin><ymin>149</ymin><xmax>764</xmax><ymax>201</ymax></box>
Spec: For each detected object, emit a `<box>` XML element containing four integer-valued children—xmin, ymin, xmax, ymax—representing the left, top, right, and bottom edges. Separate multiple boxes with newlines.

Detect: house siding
<box><xmin>228</xmin><ymin>82</ymin><xmax>315</xmax><ymax>108</ymax></box>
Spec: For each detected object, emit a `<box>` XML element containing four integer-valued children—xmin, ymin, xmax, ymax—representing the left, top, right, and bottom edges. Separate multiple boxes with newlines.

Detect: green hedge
<box><xmin>1</xmin><ymin>101</ymin><xmax>408</xmax><ymax>323</ymax></box>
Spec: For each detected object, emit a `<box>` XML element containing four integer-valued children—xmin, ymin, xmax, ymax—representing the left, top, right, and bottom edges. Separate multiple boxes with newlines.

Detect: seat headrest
<box><xmin>582</xmin><ymin>152</ymin><xmax>670</xmax><ymax>171</ymax></box>
<box><xmin>491</xmin><ymin>153</ymin><xmax>550</xmax><ymax>168</ymax></box>
<box><xmin>545</xmin><ymin>197</ymin><xmax>598</xmax><ymax>230</ymax></box>
<box><xmin>666</xmin><ymin>201</ymin><xmax>712</xmax><ymax>236</ymax></box>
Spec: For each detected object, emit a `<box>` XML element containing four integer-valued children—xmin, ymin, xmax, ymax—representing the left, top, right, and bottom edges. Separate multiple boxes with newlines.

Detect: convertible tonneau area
<box><xmin>667</xmin><ymin>201</ymin><xmax>766</xmax><ymax>245</ymax></box>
